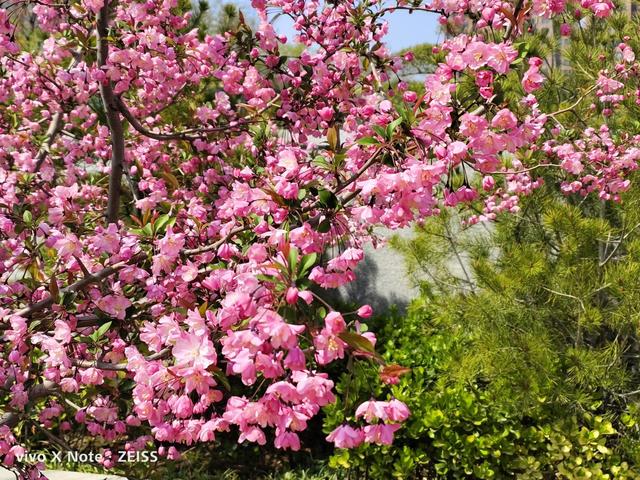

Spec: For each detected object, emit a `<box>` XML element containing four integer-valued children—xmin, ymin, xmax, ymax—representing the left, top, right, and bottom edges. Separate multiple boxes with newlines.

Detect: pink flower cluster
<box><xmin>0</xmin><ymin>0</ymin><xmax>637</xmax><ymax>473</ymax></box>
<box><xmin>327</xmin><ymin>399</ymin><xmax>410</xmax><ymax>448</ymax></box>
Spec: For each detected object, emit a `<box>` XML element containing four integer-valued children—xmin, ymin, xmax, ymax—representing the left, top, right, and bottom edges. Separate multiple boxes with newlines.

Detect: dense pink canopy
<box><xmin>0</xmin><ymin>0</ymin><xmax>637</xmax><ymax>476</ymax></box>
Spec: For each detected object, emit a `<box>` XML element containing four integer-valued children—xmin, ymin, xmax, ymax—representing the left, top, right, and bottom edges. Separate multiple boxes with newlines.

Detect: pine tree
<box><xmin>388</xmin><ymin>8</ymin><xmax>640</xmax><ymax>469</ymax></box>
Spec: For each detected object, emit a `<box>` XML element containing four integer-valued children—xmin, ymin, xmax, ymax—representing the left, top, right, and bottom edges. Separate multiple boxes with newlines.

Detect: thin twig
<box><xmin>72</xmin><ymin>347</ymin><xmax>170</xmax><ymax>371</ymax></box>
<box><xmin>542</xmin><ymin>287</ymin><xmax>586</xmax><ymax>312</ymax></box>
<box><xmin>599</xmin><ymin>222</ymin><xmax>640</xmax><ymax>267</ymax></box>
<box><xmin>33</xmin><ymin>50</ymin><xmax>83</xmax><ymax>172</ymax></box>
<box><xmin>183</xmin><ymin>226</ymin><xmax>247</xmax><ymax>255</ymax></box>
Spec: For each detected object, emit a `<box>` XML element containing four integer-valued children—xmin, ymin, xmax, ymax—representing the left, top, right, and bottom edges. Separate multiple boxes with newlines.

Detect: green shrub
<box><xmin>323</xmin><ymin>299</ymin><xmax>639</xmax><ymax>479</ymax></box>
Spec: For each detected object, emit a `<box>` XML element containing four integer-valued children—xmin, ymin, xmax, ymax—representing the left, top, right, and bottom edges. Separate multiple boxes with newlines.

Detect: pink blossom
<box><xmin>158</xmin><ymin>229</ymin><xmax>185</xmax><ymax>258</ymax></box>
<box><xmin>53</xmin><ymin>234</ymin><xmax>81</xmax><ymax>260</ymax></box>
<box><xmin>318</xmin><ymin>107</ymin><xmax>334</xmax><ymax>122</ymax></box>
<box><xmin>314</xmin><ymin>331</ymin><xmax>346</xmax><ymax>365</ymax></box>
<box><xmin>178</xmin><ymin>262</ymin><xmax>199</xmax><ymax>282</ymax></box>
<box><xmin>274</xmin><ymin>430</ymin><xmax>300</xmax><ymax>451</ymax></box>
<box><xmin>53</xmin><ymin>320</ymin><xmax>72</xmax><ymax>344</ymax></box>
<box><xmin>326</xmin><ymin>425</ymin><xmax>364</xmax><ymax>449</ymax></box>
<box><xmin>80</xmin><ymin>368</ymin><xmax>104</xmax><ymax>386</ymax></box>
<box><xmin>83</xmin><ymin>0</ymin><xmax>104</xmax><ymax>14</ymax></box>
<box><xmin>95</xmin><ymin>295</ymin><xmax>132</xmax><ymax>320</ymax></box>
<box><xmin>385</xmin><ymin>399</ymin><xmax>410</xmax><ymax>422</ymax></box>
<box><xmin>363</xmin><ymin>424</ymin><xmax>401</xmax><ymax>445</ymax></box>
<box><xmin>324</xmin><ymin>312</ymin><xmax>346</xmax><ymax>335</ymax></box>
<box><xmin>285</xmin><ymin>287</ymin><xmax>299</xmax><ymax>305</ymax></box>
<box><xmin>355</xmin><ymin>400</ymin><xmax>388</xmax><ymax>422</ymax></box>
<box><xmin>91</xmin><ymin>224</ymin><xmax>121</xmax><ymax>254</ymax></box>
<box><xmin>0</xmin><ymin>0</ymin><xmax>631</xmax><ymax>459</ymax></box>
<box><xmin>284</xmin><ymin>347</ymin><xmax>306</xmax><ymax>371</ymax></box>
<box><xmin>171</xmin><ymin>395</ymin><xmax>194</xmax><ymax>419</ymax></box>
<box><xmin>357</xmin><ymin>305</ymin><xmax>373</xmax><ymax>318</ymax></box>
<box><xmin>522</xmin><ymin>58</ymin><xmax>545</xmax><ymax>93</ymax></box>
<box><xmin>238</xmin><ymin>426</ymin><xmax>267</xmax><ymax>445</ymax></box>
<box><xmin>491</xmin><ymin>109</ymin><xmax>518</xmax><ymax>130</ymax></box>
<box><xmin>266</xmin><ymin>382</ymin><xmax>301</xmax><ymax>403</ymax></box>
<box><xmin>173</xmin><ymin>332</ymin><xmax>217</xmax><ymax>370</ymax></box>
<box><xmin>277</xmin><ymin>149</ymin><xmax>299</xmax><ymax>175</ymax></box>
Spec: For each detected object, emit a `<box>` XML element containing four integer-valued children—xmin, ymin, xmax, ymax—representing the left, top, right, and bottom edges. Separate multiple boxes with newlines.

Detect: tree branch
<box><xmin>6</xmin><ymin>225</ymin><xmax>247</xmax><ymax>322</ymax></box>
<box><xmin>115</xmin><ymin>96</ymin><xmax>203</xmax><ymax>141</ymax></box>
<box><xmin>72</xmin><ymin>347</ymin><xmax>170</xmax><ymax>371</ymax></box>
<box><xmin>97</xmin><ymin>1</ymin><xmax>126</xmax><ymax>224</ymax></box>
<box><xmin>33</xmin><ymin>112</ymin><xmax>63</xmax><ymax>173</ymax></box>
<box><xmin>183</xmin><ymin>226</ymin><xmax>247</xmax><ymax>256</ymax></box>
<box><xmin>599</xmin><ymin>221</ymin><xmax>640</xmax><ymax>267</ymax></box>
<box><xmin>33</xmin><ymin>51</ymin><xmax>83</xmax><ymax>173</ymax></box>
<box><xmin>114</xmin><ymin>94</ymin><xmax>279</xmax><ymax>141</ymax></box>
<box><xmin>0</xmin><ymin>381</ymin><xmax>58</xmax><ymax>428</ymax></box>
<box><xmin>7</xmin><ymin>225</ymin><xmax>247</xmax><ymax>321</ymax></box>
<box><xmin>6</xmin><ymin>253</ymin><xmax>146</xmax><ymax>321</ymax></box>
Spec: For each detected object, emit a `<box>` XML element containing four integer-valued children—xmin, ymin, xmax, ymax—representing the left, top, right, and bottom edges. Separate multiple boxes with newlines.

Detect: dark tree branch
<box><xmin>115</xmin><ymin>97</ymin><xmax>204</xmax><ymax>141</ymax></box>
<box><xmin>114</xmin><ymin>96</ymin><xmax>261</xmax><ymax>141</ymax></box>
<box><xmin>72</xmin><ymin>347</ymin><xmax>170</xmax><ymax>371</ymax></box>
<box><xmin>33</xmin><ymin>51</ymin><xmax>82</xmax><ymax>173</ymax></box>
<box><xmin>6</xmin><ymin>253</ymin><xmax>146</xmax><ymax>321</ymax></box>
<box><xmin>6</xmin><ymin>225</ymin><xmax>246</xmax><ymax>323</ymax></box>
<box><xmin>0</xmin><ymin>381</ymin><xmax>57</xmax><ymax>428</ymax></box>
<box><xmin>32</xmin><ymin>111</ymin><xmax>63</xmax><ymax>173</ymax></box>
<box><xmin>183</xmin><ymin>226</ymin><xmax>247</xmax><ymax>255</ymax></box>
<box><xmin>7</xmin><ymin>225</ymin><xmax>247</xmax><ymax>321</ymax></box>
<box><xmin>97</xmin><ymin>1</ymin><xmax>126</xmax><ymax>224</ymax></box>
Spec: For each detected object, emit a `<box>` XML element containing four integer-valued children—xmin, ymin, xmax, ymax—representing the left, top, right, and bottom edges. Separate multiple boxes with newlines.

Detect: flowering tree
<box><xmin>1</xmin><ymin>0</ymin><xmax>638</xmax><ymax>476</ymax></box>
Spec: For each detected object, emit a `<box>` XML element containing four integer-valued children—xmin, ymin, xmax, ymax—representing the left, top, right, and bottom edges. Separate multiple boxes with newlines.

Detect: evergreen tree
<box><xmin>385</xmin><ymin>10</ymin><xmax>640</xmax><ymax>473</ymax></box>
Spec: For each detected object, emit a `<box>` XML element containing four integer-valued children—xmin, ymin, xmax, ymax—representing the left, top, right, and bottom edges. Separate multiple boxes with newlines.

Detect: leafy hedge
<box><xmin>323</xmin><ymin>298</ymin><xmax>639</xmax><ymax>479</ymax></box>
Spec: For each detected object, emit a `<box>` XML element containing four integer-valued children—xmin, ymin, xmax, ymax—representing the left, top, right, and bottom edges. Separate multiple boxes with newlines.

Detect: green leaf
<box><xmin>398</xmin><ymin>103</ymin><xmax>415</xmax><ymax>126</ymax></box>
<box><xmin>317</xmin><ymin>218</ymin><xmax>332</xmax><ymax>233</ymax></box>
<box><xmin>386</xmin><ymin>117</ymin><xmax>403</xmax><ymax>138</ymax></box>
<box><xmin>91</xmin><ymin>321</ymin><xmax>113</xmax><ymax>342</ymax></box>
<box><xmin>288</xmin><ymin>247</ymin><xmax>299</xmax><ymax>274</ymax></box>
<box><xmin>372</xmin><ymin>125</ymin><xmax>387</xmax><ymax>140</ymax></box>
<box><xmin>356</xmin><ymin>136</ymin><xmax>380</xmax><ymax>146</ymax></box>
<box><xmin>299</xmin><ymin>253</ymin><xmax>317</xmax><ymax>276</ymax></box>
<box><xmin>256</xmin><ymin>273</ymin><xmax>279</xmax><ymax>283</ymax></box>
<box><xmin>312</xmin><ymin>155</ymin><xmax>331</xmax><ymax>170</ymax></box>
<box><xmin>22</xmin><ymin>210</ymin><xmax>33</xmax><ymax>224</ymax></box>
<box><xmin>97</xmin><ymin>321</ymin><xmax>113</xmax><ymax>337</ymax></box>
<box><xmin>338</xmin><ymin>331</ymin><xmax>376</xmax><ymax>354</ymax></box>
<box><xmin>318</xmin><ymin>189</ymin><xmax>338</xmax><ymax>209</ymax></box>
<box><xmin>154</xmin><ymin>214</ymin><xmax>173</xmax><ymax>234</ymax></box>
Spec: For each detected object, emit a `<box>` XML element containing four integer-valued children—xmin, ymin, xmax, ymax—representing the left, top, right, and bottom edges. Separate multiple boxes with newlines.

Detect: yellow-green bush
<box><xmin>323</xmin><ymin>299</ymin><xmax>639</xmax><ymax>479</ymax></box>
